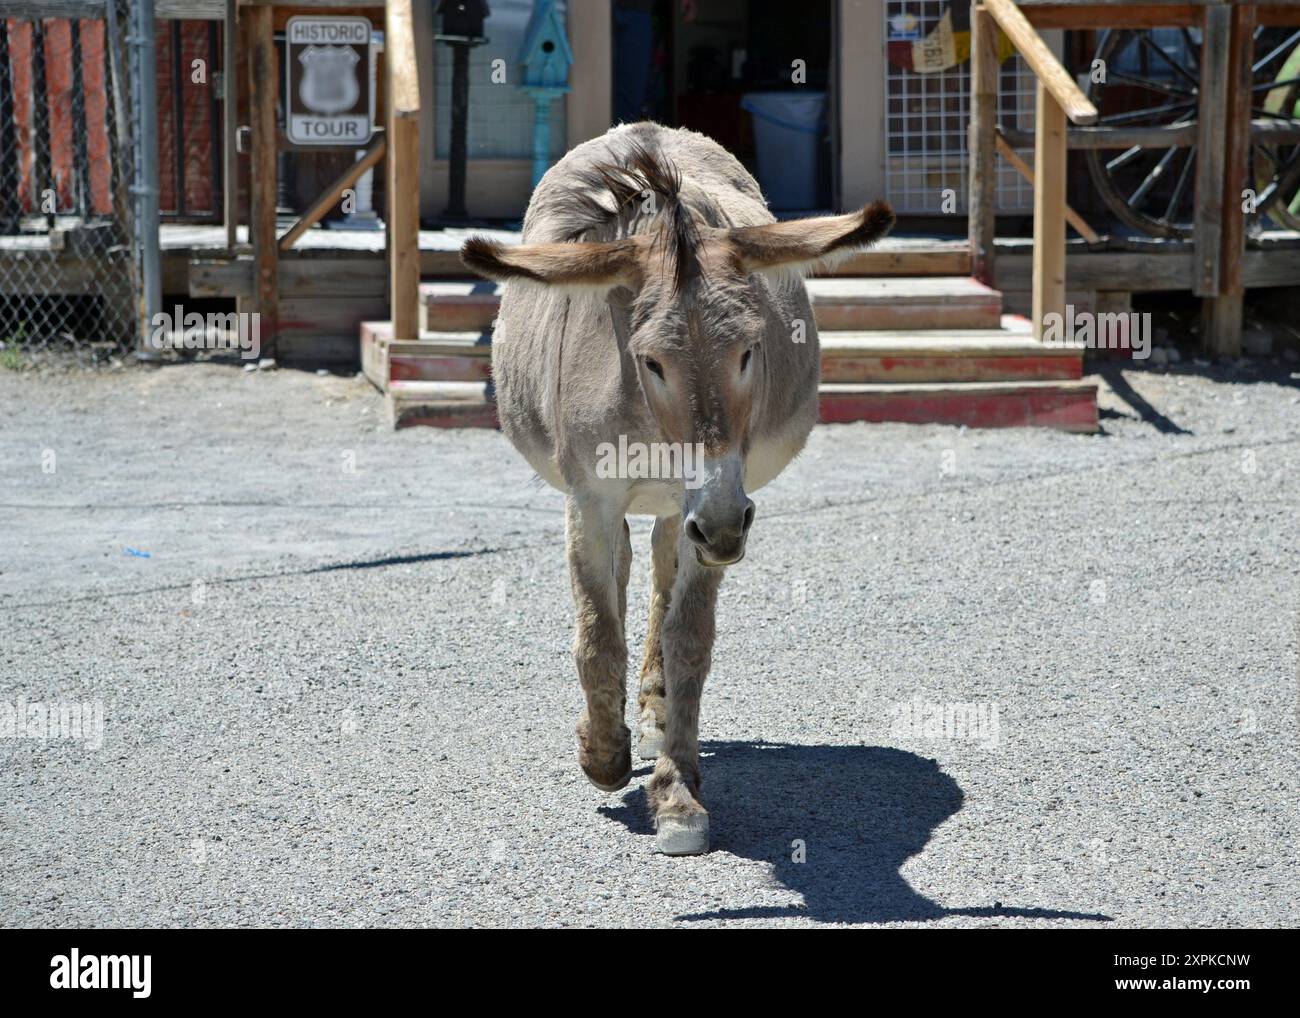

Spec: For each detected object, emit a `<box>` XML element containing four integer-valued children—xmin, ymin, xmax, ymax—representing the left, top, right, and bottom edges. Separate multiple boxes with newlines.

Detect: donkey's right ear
<box><xmin>726</xmin><ymin>201</ymin><xmax>896</xmax><ymax>277</ymax></box>
<box><xmin>460</xmin><ymin>236</ymin><xmax>644</xmax><ymax>291</ymax></box>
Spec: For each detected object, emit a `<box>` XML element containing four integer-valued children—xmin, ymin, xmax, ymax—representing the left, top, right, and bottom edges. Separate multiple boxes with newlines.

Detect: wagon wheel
<box><xmin>1085</xmin><ymin>27</ymin><xmax>1300</xmax><ymax>239</ymax></box>
<box><xmin>1256</xmin><ymin>40</ymin><xmax>1300</xmax><ymax>231</ymax></box>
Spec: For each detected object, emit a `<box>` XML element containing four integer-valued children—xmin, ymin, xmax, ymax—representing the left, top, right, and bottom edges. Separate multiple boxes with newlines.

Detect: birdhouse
<box><xmin>437</xmin><ymin>0</ymin><xmax>490</xmax><ymax>41</ymax></box>
<box><xmin>518</xmin><ymin>0</ymin><xmax>573</xmax><ymax>90</ymax></box>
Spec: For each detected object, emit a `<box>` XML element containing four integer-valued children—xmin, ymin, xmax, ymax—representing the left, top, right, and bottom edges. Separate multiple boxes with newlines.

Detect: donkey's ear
<box><xmin>727</xmin><ymin>201</ymin><xmax>896</xmax><ymax>276</ymax></box>
<box><xmin>460</xmin><ymin>236</ymin><xmax>643</xmax><ymax>291</ymax></box>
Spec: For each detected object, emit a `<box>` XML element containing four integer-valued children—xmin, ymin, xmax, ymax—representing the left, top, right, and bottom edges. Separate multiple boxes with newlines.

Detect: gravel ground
<box><xmin>1</xmin><ymin>358</ymin><xmax>1297</xmax><ymax>928</ymax></box>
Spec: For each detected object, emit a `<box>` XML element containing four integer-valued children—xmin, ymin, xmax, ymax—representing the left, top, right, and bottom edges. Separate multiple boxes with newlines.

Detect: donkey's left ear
<box><xmin>727</xmin><ymin>201</ymin><xmax>895</xmax><ymax>276</ymax></box>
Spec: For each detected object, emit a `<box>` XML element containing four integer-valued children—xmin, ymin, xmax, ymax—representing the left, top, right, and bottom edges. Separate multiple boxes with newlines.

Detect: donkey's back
<box><xmin>525</xmin><ymin>123</ymin><xmax>774</xmax><ymax>242</ymax></box>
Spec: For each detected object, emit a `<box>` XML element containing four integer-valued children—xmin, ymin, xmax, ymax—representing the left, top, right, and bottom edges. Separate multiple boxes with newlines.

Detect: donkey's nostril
<box><xmin>685</xmin><ymin>504</ymin><xmax>752</xmax><ymax>563</ymax></box>
<box><xmin>684</xmin><ymin>516</ymin><xmax>710</xmax><ymax>548</ymax></box>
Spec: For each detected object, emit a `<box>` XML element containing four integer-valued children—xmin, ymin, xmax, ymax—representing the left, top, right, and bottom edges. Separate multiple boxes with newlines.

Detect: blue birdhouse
<box><xmin>518</xmin><ymin>0</ymin><xmax>574</xmax><ymax>188</ymax></box>
<box><xmin>518</xmin><ymin>0</ymin><xmax>573</xmax><ymax>90</ymax></box>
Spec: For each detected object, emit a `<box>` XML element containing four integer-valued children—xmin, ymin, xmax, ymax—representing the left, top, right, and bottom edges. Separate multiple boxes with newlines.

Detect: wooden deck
<box><xmin>8</xmin><ymin>222</ymin><xmax>1296</xmax><ymax>300</ymax></box>
<box><xmin>5</xmin><ymin>222</ymin><xmax>1298</xmax><ymax>364</ymax></box>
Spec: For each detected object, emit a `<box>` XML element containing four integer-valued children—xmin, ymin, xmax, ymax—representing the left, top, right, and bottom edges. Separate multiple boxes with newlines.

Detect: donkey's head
<box><xmin>462</xmin><ymin>147</ymin><xmax>893</xmax><ymax>566</ymax></box>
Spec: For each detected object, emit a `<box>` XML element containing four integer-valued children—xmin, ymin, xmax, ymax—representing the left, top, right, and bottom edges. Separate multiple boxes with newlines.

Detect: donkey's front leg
<box><xmin>567</xmin><ymin>496</ymin><xmax>633</xmax><ymax>792</ymax></box>
<box><xmin>649</xmin><ymin>531</ymin><xmax>723</xmax><ymax>855</ymax></box>
<box><xmin>636</xmin><ymin>515</ymin><xmax>679</xmax><ymax>760</ymax></box>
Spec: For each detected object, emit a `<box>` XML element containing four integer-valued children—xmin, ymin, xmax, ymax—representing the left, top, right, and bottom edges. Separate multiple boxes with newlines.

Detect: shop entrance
<box><xmin>612</xmin><ymin>0</ymin><xmax>834</xmax><ymax>211</ymax></box>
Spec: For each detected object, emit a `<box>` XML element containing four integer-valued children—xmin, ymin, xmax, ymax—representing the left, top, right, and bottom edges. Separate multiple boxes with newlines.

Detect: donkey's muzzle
<box><xmin>684</xmin><ymin>498</ymin><xmax>755</xmax><ymax>567</ymax></box>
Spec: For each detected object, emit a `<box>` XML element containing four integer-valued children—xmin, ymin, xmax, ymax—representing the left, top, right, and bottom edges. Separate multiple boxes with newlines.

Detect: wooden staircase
<box><xmin>361</xmin><ymin>267</ymin><xmax>1098</xmax><ymax>433</ymax></box>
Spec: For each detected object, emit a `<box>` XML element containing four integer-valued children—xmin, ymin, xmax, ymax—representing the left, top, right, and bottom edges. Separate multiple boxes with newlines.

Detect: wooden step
<box><xmin>818</xmin><ymin>380</ymin><xmax>1098</xmax><ymax>432</ymax></box>
<box><xmin>419</xmin><ymin>275</ymin><xmax>1003</xmax><ymax>333</ymax></box>
<box><xmin>803</xmin><ymin>276</ymin><xmax>1002</xmax><ymax>331</ymax></box>
<box><xmin>819</xmin><ymin>321</ymin><xmax>1082</xmax><ymax>383</ymax></box>
<box><xmin>367</xmin><ymin>318</ymin><xmax>1079</xmax><ymax>388</ymax></box>
<box><xmin>361</xmin><ymin>321</ymin><xmax>490</xmax><ymax>388</ymax></box>
<box><xmin>418</xmin><ymin>281</ymin><xmax>503</xmax><ymax>332</ymax></box>
<box><xmin>825</xmin><ymin>240</ymin><xmax>969</xmax><ymax>278</ymax></box>
<box><xmin>387</xmin><ymin>379</ymin><xmax>498</xmax><ymax>429</ymax></box>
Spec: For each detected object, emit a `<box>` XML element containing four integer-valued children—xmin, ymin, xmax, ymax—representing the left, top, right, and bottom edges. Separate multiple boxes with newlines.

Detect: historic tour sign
<box><xmin>285</xmin><ymin>16</ymin><xmax>374</xmax><ymax>146</ymax></box>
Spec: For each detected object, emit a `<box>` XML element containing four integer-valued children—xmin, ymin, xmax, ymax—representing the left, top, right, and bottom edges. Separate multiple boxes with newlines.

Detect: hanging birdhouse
<box><xmin>518</xmin><ymin>0</ymin><xmax>574</xmax><ymax>90</ymax></box>
<box><xmin>437</xmin><ymin>0</ymin><xmax>490</xmax><ymax>41</ymax></box>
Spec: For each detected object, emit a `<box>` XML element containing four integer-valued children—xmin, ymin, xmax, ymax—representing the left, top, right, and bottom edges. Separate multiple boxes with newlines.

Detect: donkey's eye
<box><xmin>740</xmin><ymin>346</ymin><xmax>756</xmax><ymax>372</ymax></box>
<box><xmin>644</xmin><ymin>358</ymin><xmax>665</xmax><ymax>380</ymax></box>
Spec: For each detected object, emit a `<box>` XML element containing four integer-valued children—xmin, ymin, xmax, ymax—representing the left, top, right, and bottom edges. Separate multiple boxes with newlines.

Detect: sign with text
<box><xmin>285</xmin><ymin>16</ymin><xmax>373</xmax><ymax>146</ymax></box>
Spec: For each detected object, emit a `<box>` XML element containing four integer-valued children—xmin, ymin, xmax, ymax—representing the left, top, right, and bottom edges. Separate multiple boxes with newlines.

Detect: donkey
<box><xmin>462</xmin><ymin>123</ymin><xmax>893</xmax><ymax>854</ymax></box>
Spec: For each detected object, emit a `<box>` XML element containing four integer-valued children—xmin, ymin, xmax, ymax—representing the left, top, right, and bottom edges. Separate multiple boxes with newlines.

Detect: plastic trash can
<box><xmin>740</xmin><ymin>90</ymin><xmax>827</xmax><ymax>210</ymax></box>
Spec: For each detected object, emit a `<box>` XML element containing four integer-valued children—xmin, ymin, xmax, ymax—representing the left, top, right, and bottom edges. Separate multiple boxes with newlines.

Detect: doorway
<box><xmin>611</xmin><ymin>0</ymin><xmax>834</xmax><ymax>210</ymax></box>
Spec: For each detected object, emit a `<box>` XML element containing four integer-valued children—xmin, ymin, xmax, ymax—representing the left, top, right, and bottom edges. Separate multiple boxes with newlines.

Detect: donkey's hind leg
<box><xmin>567</xmin><ymin>496</ymin><xmax>632</xmax><ymax>792</ymax></box>
<box><xmin>636</xmin><ymin>515</ymin><xmax>679</xmax><ymax>759</ymax></box>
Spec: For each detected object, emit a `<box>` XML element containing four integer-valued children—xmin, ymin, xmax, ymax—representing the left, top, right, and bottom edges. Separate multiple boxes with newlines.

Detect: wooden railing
<box><xmin>969</xmin><ymin>0</ymin><xmax>1098</xmax><ymax>340</ymax></box>
<box><xmin>969</xmin><ymin>1</ymin><xmax>1300</xmax><ymax>356</ymax></box>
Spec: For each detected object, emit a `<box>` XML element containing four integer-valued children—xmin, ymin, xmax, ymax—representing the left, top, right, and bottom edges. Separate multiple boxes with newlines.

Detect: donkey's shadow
<box><xmin>599</xmin><ymin>741</ymin><xmax>1112</xmax><ymax>924</ymax></box>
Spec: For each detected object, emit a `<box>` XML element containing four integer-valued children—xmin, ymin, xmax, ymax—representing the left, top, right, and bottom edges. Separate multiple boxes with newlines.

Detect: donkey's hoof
<box><xmin>582</xmin><ymin>759</ymin><xmax>633</xmax><ymax>793</ymax></box>
<box><xmin>577</xmin><ymin>714</ymin><xmax>632</xmax><ymax>793</ymax></box>
<box><xmin>637</xmin><ymin>724</ymin><xmax>663</xmax><ymax>760</ymax></box>
<box><xmin>655</xmin><ymin>813</ymin><xmax>710</xmax><ymax>856</ymax></box>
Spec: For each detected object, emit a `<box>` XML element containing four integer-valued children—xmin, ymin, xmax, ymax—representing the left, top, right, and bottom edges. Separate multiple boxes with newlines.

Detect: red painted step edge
<box><xmin>389</xmin><ymin>354</ymin><xmax>491</xmax><ymax>383</ymax></box>
<box><xmin>817</xmin><ymin>388</ymin><xmax>1098</xmax><ymax>432</ymax></box>
<box><xmin>390</xmin><ymin>389</ymin><xmax>1096</xmax><ymax>432</ymax></box>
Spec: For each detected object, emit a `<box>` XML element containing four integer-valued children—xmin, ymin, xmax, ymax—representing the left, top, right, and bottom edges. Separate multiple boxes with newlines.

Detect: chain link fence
<box><xmin>0</xmin><ymin>1</ymin><xmax>145</xmax><ymax>367</ymax></box>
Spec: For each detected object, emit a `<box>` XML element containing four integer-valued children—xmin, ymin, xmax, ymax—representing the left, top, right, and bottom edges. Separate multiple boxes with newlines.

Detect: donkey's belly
<box><xmin>490</xmin><ymin>286</ymin><xmax>570</xmax><ymax>494</ymax></box>
<box><xmin>493</xmin><ymin>382</ymin><xmax>565</xmax><ymax>492</ymax></box>
<box><xmin>516</xmin><ymin>440</ymin><xmax>566</xmax><ymax>493</ymax></box>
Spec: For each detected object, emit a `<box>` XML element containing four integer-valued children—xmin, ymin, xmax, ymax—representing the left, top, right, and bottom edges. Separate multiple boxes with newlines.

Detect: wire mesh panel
<box><xmin>883</xmin><ymin>0</ymin><xmax>1037</xmax><ymax>215</ymax></box>
<box><xmin>0</xmin><ymin>2</ymin><xmax>141</xmax><ymax>363</ymax></box>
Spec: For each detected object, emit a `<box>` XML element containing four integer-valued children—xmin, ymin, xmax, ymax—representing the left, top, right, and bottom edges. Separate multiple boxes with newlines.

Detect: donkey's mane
<box><xmin>552</xmin><ymin>134</ymin><xmax>700</xmax><ymax>295</ymax></box>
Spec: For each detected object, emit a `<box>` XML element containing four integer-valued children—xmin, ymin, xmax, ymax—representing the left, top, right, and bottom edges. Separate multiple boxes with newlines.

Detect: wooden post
<box><xmin>1200</xmin><ymin>2</ymin><xmax>1257</xmax><ymax>358</ymax></box>
<box><xmin>223</xmin><ymin>0</ymin><xmax>238</xmax><ymax>251</ymax></box>
<box><xmin>386</xmin><ymin>0</ymin><xmax>420</xmax><ymax>341</ymax></box>
<box><xmin>1194</xmin><ymin>3</ymin><xmax>1231</xmax><ymax>299</ymax></box>
<box><xmin>247</xmin><ymin>4</ymin><xmax>278</xmax><ymax>356</ymax></box>
<box><xmin>1032</xmin><ymin>80</ymin><xmax>1068</xmax><ymax>340</ymax></box>
<box><xmin>969</xmin><ymin>4</ymin><xmax>999</xmax><ymax>287</ymax></box>
<box><xmin>566</xmin><ymin>0</ymin><xmax>611</xmax><ymax>146</ymax></box>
